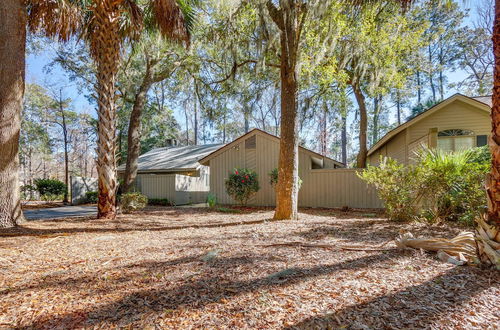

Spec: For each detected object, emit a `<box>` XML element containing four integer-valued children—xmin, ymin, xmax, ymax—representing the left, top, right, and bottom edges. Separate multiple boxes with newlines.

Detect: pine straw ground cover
<box><xmin>0</xmin><ymin>207</ymin><xmax>498</xmax><ymax>329</ymax></box>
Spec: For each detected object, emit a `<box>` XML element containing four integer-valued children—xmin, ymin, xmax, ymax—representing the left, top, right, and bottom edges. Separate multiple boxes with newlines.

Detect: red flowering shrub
<box><xmin>225</xmin><ymin>168</ymin><xmax>260</xmax><ymax>205</ymax></box>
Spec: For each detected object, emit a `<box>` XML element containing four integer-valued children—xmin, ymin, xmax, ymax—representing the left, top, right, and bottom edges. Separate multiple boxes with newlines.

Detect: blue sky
<box><xmin>25</xmin><ymin>0</ymin><xmax>489</xmax><ymax>130</ymax></box>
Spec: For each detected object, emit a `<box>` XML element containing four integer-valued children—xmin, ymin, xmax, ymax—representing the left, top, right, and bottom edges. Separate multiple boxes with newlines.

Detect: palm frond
<box><xmin>119</xmin><ymin>0</ymin><xmax>144</xmax><ymax>40</ymax></box>
<box><xmin>27</xmin><ymin>0</ymin><xmax>85</xmax><ymax>41</ymax></box>
<box><xmin>147</xmin><ymin>0</ymin><xmax>192</xmax><ymax>44</ymax></box>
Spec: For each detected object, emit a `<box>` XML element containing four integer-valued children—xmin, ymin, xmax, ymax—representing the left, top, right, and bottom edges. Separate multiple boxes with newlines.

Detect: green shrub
<box><xmin>269</xmin><ymin>168</ymin><xmax>303</xmax><ymax>189</ymax></box>
<box><xmin>121</xmin><ymin>192</ymin><xmax>148</xmax><ymax>213</ymax></box>
<box><xmin>85</xmin><ymin>191</ymin><xmax>98</xmax><ymax>203</ymax></box>
<box><xmin>21</xmin><ymin>184</ymin><xmax>37</xmax><ymax>200</ymax></box>
<box><xmin>359</xmin><ymin>158</ymin><xmax>421</xmax><ymax>222</ymax></box>
<box><xmin>359</xmin><ymin>147</ymin><xmax>489</xmax><ymax>226</ymax></box>
<box><xmin>34</xmin><ymin>178</ymin><xmax>66</xmax><ymax>196</ymax></box>
<box><xmin>225</xmin><ymin>168</ymin><xmax>260</xmax><ymax>205</ymax></box>
<box><xmin>148</xmin><ymin>198</ymin><xmax>173</xmax><ymax>206</ymax></box>
<box><xmin>415</xmin><ymin>147</ymin><xmax>488</xmax><ymax>225</ymax></box>
<box><xmin>468</xmin><ymin>145</ymin><xmax>491</xmax><ymax>165</ymax></box>
<box><xmin>207</xmin><ymin>193</ymin><xmax>217</xmax><ymax>208</ymax></box>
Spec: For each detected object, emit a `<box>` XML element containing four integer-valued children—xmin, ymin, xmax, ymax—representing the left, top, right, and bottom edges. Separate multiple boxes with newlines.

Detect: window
<box><xmin>477</xmin><ymin>135</ymin><xmax>488</xmax><ymax>147</ymax></box>
<box><xmin>311</xmin><ymin>156</ymin><xmax>323</xmax><ymax>169</ymax></box>
<box><xmin>437</xmin><ymin>129</ymin><xmax>475</xmax><ymax>152</ymax></box>
<box><xmin>245</xmin><ymin>135</ymin><xmax>256</xmax><ymax>149</ymax></box>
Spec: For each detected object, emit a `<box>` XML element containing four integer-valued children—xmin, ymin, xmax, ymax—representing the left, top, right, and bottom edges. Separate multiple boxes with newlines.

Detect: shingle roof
<box><xmin>117</xmin><ymin>144</ymin><xmax>224</xmax><ymax>173</ymax></box>
<box><xmin>472</xmin><ymin>95</ymin><xmax>492</xmax><ymax>107</ymax></box>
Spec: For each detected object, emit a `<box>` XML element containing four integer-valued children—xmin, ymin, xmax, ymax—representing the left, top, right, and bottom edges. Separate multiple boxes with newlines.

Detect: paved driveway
<box><xmin>24</xmin><ymin>206</ymin><xmax>97</xmax><ymax>220</ymax></box>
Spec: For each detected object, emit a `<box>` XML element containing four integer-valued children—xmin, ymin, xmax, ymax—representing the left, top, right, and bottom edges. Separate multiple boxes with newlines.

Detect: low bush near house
<box><xmin>34</xmin><ymin>178</ymin><xmax>66</xmax><ymax>200</ymax></box>
<box><xmin>207</xmin><ymin>193</ymin><xmax>217</xmax><ymax>208</ymax></box>
<box><xmin>225</xmin><ymin>168</ymin><xmax>260</xmax><ymax>205</ymax></box>
<box><xmin>360</xmin><ymin>147</ymin><xmax>489</xmax><ymax>226</ymax></box>
<box><xmin>269</xmin><ymin>168</ymin><xmax>303</xmax><ymax>189</ymax></box>
<box><xmin>121</xmin><ymin>192</ymin><xmax>148</xmax><ymax>213</ymax></box>
<box><xmin>85</xmin><ymin>191</ymin><xmax>98</xmax><ymax>203</ymax></box>
<box><xmin>416</xmin><ymin>147</ymin><xmax>488</xmax><ymax>225</ymax></box>
<box><xmin>148</xmin><ymin>198</ymin><xmax>173</xmax><ymax>206</ymax></box>
<box><xmin>359</xmin><ymin>158</ymin><xmax>421</xmax><ymax>222</ymax></box>
<box><xmin>21</xmin><ymin>184</ymin><xmax>37</xmax><ymax>200</ymax></box>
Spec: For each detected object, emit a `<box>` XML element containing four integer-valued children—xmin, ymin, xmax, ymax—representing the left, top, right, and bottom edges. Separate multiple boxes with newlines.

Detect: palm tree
<box><xmin>0</xmin><ymin>0</ymin><xmax>193</xmax><ymax>226</ymax></box>
<box><xmin>84</xmin><ymin>0</ymin><xmax>192</xmax><ymax>219</ymax></box>
<box><xmin>479</xmin><ymin>0</ymin><xmax>500</xmax><ymax>267</ymax></box>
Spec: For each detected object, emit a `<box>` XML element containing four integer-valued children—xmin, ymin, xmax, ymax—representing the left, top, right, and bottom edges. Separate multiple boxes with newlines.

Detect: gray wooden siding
<box><xmin>135</xmin><ymin>172</ymin><xmax>208</xmax><ymax>205</ymax></box>
<box><xmin>299</xmin><ymin>169</ymin><xmax>382</xmax><ymax>209</ymax></box>
<box><xmin>209</xmin><ymin>132</ymin><xmax>382</xmax><ymax>208</ymax></box>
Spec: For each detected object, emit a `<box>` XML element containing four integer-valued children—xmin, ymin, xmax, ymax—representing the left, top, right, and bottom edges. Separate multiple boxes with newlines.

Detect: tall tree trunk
<box><xmin>353</xmin><ymin>83</ymin><xmax>368</xmax><ymax>168</ymax></box>
<box><xmin>341</xmin><ymin>111</ymin><xmax>347</xmax><ymax>166</ymax></box>
<box><xmin>396</xmin><ymin>90</ymin><xmax>402</xmax><ymax>126</ymax></box>
<box><xmin>244</xmin><ymin>106</ymin><xmax>250</xmax><ymax>133</ymax></box>
<box><xmin>479</xmin><ymin>0</ymin><xmax>500</xmax><ymax>267</ymax></box>
<box><xmin>0</xmin><ymin>0</ymin><xmax>26</xmax><ymax>228</ymax></box>
<box><xmin>193</xmin><ymin>93</ymin><xmax>198</xmax><ymax>145</ymax></box>
<box><xmin>222</xmin><ymin>112</ymin><xmax>226</xmax><ymax>143</ymax></box>
<box><xmin>416</xmin><ymin>70</ymin><xmax>422</xmax><ymax>105</ymax></box>
<box><xmin>63</xmin><ymin>131</ymin><xmax>69</xmax><ymax>203</ymax></box>
<box><xmin>123</xmin><ymin>78</ymin><xmax>151</xmax><ymax>193</ymax></box>
<box><xmin>438</xmin><ymin>37</ymin><xmax>445</xmax><ymax>101</ymax></box>
<box><xmin>268</xmin><ymin>0</ymin><xmax>302</xmax><ymax>220</ymax></box>
<box><xmin>59</xmin><ymin>89</ymin><xmax>70</xmax><ymax>204</ymax></box>
<box><xmin>92</xmin><ymin>0</ymin><xmax>120</xmax><ymax>219</ymax></box>
<box><xmin>428</xmin><ymin>45</ymin><xmax>437</xmax><ymax>103</ymax></box>
<box><xmin>372</xmin><ymin>95</ymin><xmax>381</xmax><ymax>146</ymax></box>
<box><xmin>319</xmin><ymin>101</ymin><xmax>328</xmax><ymax>156</ymax></box>
<box><xmin>184</xmin><ymin>102</ymin><xmax>189</xmax><ymax>145</ymax></box>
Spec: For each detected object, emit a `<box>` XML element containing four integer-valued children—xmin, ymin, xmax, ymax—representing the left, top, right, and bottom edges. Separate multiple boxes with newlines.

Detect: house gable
<box><xmin>199</xmin><ymin>128</ymin><xmax>344</xmax><ymax>167</ymax></box>
<box><xmin>368</xmin><ymin>94</ymin><xmax>491</xmax><ymax>158</ymax></box>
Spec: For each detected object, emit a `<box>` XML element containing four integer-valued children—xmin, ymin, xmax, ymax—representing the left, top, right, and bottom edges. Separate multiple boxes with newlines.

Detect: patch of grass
<box><xmin>215</xmin><ymin>207</ymin><xmax>241</xmax><ymax>214</ymax></box>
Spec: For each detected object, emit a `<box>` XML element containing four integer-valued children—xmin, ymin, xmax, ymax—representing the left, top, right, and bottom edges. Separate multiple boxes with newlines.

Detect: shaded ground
<box><xmin>21</xmin><ymin>201</ymin><xmax>65</xmax><ymax>210</ymax></box>
<box><xmin>23</xmin><ymin>205</ymin><xmax>97</xmax><ymax>220</ymax></box>
<box><xmin>0</xmin><ymin>207</ymin><xmax>498</xmax><ymax>329</ymax></box>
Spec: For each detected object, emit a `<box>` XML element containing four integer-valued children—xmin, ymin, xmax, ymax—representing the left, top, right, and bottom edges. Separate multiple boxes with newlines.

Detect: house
<box><xmin>199</xmin><ymin>129</ymin><xmax>382</xmax><ymax>208</ymax></box>
<box><xmin>117</xmin><ymin>144</ymin><xmax>223</xmax><ymax>204</ymax></box>
<box><xmin>367</xmin><ymin>94</ymin><xmax>492</xmax><ymax>166</ymax></box>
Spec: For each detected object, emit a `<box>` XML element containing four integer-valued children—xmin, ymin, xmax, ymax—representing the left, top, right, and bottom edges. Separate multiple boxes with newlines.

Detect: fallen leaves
<box><xmin>0</xmin><ymin>207</ymin><xmax>498</xmax><ymax>329</ymax></box>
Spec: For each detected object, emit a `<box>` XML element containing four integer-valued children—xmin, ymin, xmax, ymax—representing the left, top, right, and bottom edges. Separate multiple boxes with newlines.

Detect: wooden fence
<box><xmin>298</xmin><ymin>169</ymin><xmax>382</xmax><ymax>209</ymax></box>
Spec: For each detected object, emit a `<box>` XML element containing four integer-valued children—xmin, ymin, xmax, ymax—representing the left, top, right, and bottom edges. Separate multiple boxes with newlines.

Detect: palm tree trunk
<box><xmin>480</xmin><ymin>0</ymin><xmax>500</xmax><ymax>267</ymax></box>
<box><xmin>92</xmin><ymin>0</ymin><xmax>121</xmax><ymax>219</ymax></box>
<box><xmin>0</xmin><ymin>0</ymin><xmax>26</xmax><ymax>228</ymax></box>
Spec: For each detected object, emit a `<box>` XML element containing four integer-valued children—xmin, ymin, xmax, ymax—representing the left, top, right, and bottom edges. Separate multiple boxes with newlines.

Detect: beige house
<box><xmin>200</xmin><ymin>129</ymin><xmax>382</xmax><ymax>208</ymax></box>
<box><xmin>117</xmin><ymin>144</ymin><xmax>222</xmax><ymax>205</ymax></box>
<box><xmin>367</xmin><ymin>94</ymin><xmax>492</xmax><ymax>166</ymax></box>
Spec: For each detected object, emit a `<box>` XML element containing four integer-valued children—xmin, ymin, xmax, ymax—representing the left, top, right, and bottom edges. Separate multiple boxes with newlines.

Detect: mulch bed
<box><xmin>0</xmin><ymin>207</ymin><xmax>498</xmax><ymax>329</ymax></box>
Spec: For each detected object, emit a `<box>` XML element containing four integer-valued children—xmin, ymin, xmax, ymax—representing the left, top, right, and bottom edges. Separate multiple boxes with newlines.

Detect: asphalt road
<box><xmin>24</xmin><ymin>206</ymin><xmax>97</xmax><ymax>220</ymax></box>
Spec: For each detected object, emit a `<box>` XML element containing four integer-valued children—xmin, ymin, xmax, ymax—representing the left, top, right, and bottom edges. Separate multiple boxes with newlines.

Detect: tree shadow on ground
<box><xmin>0</xmin><ymin>217</ymin><xmax>282</xmax><ymax>238</ymax></box>
<box><xmin>0</xmin><ymin>253</ymin><xmax>282</xmax><ymax>297</ymax></box>
<box><xmin>26</xmin><ymin>251</ymin><xmax>405</xmax><ymax>328</ymax></box>
<box><xmin>292</xmin><ymin>219</ymin><xmax>461</xmax><ymax>243</ymax></box>
<box><xmin>287</xmin><ymin>266</ymin><xmax>499</xmax><ymax>329</ymax></box>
